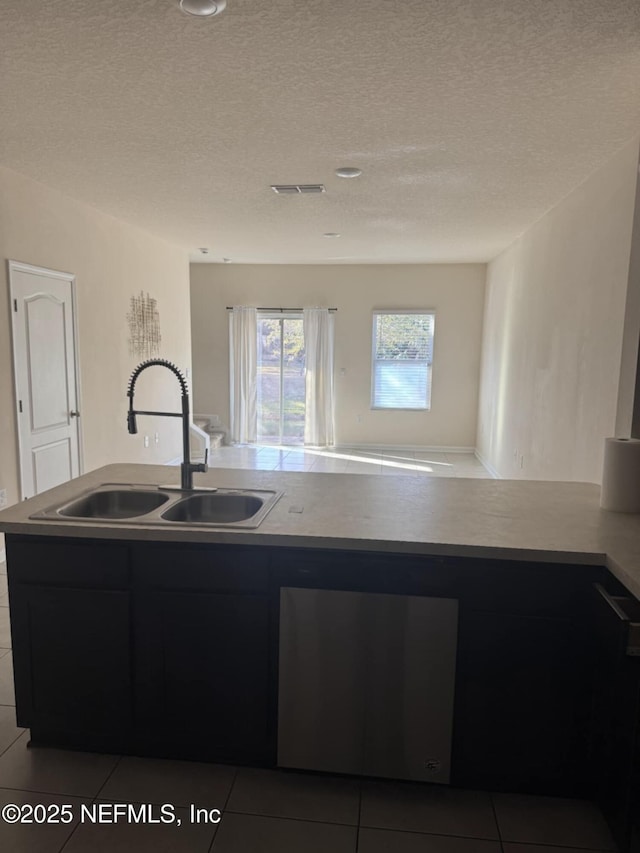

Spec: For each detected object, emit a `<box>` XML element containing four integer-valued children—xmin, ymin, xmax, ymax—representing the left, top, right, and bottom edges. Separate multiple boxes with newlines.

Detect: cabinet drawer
<box><xmin>132</xmin><ymin>543</ymin><xmax>268</xmax><ymax>592</ymax></box>
<box><xmin>457</xmin><ymin>559</ymin><xmax>598</xmax><ymax>618</ymax></box>
<box><xmin>6</xmin><ymin>536</ymin><xmax>129</xmax><ymax>588</ymax></box>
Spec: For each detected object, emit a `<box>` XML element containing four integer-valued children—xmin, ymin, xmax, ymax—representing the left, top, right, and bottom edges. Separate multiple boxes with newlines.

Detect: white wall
<box><xmin>476</xmin><ymin>139</ymin><xmax>640</xmax><ymax>483</ymax></box>
<box><xmin>0</xmin><ymin>166</ymin><xmax>192</xmax><ymax>517</ymax></box>
<box><xmin>190</xmin><ymin>263</ymin><xmax>486</xmax><ymax>448</ymax></box>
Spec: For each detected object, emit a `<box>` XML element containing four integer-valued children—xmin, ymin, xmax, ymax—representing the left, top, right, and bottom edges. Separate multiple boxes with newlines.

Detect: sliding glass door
<box><xmin>257</xmin><ymin>314</ymin><xmax>305</xmax><ymax>444</ymax></box>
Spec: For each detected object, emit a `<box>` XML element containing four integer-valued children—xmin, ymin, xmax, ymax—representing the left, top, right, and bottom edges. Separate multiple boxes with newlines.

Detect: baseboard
<box><xmin>474</xmin><ymin>449</ymin><xmax>501</xmax><ymax>479</ymax></box>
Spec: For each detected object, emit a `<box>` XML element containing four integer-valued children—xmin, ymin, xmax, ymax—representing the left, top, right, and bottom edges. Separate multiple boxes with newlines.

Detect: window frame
<box><xmin>370</xmin><ymin>310</ymin><xmax>435</xmax><ymax>412</ymax></box>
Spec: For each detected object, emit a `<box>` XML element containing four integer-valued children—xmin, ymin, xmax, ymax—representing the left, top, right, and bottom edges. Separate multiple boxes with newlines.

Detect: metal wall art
<box><xmin>127</xmin><ymin>291</ymin><xmax>161</xmax><ymax>358</ymax></box>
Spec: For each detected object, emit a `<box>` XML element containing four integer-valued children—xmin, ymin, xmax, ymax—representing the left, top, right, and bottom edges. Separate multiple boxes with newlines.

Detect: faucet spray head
<box><xmin>127</xmin><ymin>410</ymin><xmax>138</xmax><ymax>434</ymax></box>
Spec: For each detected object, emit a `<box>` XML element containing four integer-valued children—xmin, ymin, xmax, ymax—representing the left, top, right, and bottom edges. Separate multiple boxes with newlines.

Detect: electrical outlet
<box><xmin>154</xmin><ymin>432</ymin><xmax>159</xmax><ymax>445</ymax></box>
<box><xmin>520</xmin><ymin>454</ymin><xmax>524</xmax><ymax>469</ymax></box>
<box><xmin>143</xmin><ymin>435</ymin><xmax>150</xmax><ymax>448</ymax></box>
<box><xmin>0</xmin><ymin>489</ymin><xmax>7</xmax><ymax>508</ymax></box>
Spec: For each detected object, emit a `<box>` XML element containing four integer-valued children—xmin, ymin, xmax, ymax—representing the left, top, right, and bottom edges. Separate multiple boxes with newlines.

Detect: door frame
<box><xmin>8</xmin><ymin>260</ymin><xmax>84</xmax><ymax>499</ymax></box>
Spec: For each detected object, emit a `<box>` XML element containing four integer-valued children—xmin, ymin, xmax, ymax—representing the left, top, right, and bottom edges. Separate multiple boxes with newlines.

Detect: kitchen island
<box><xmin>1</xmin><ymin>463</ymin><xmax>640</xmax><ymax>850</ymax></box>
<box><xmin>2</xmin><ymin>462</ymin><xmax>640</xmax><ymax>584</ymax></box>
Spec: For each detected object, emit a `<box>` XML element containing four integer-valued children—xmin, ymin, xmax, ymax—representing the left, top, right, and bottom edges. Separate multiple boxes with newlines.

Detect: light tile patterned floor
<box><xmin>0</xmin><ymin>508</ymin><xmax>617</xmax><ymax>852</ymax></box>
<box><xmin>205</xmin><ymin>445</ymin><xmax>493</xmax><ymax>478</ymax></box>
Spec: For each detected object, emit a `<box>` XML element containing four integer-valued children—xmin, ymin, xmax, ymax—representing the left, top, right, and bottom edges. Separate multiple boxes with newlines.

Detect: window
<box><xmin>257</xmin><ymin>313</ymin><xmax>305</xmax><ymax>444</ymax></box>
<box><xmin>371</xmin><ymin>311</ymin><xmax>435</xmax><ymax>410</ymax></box>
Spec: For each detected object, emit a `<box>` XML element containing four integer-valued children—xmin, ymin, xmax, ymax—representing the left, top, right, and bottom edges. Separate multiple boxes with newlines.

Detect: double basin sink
<box><xmin>31</xmin><ymin>483</ymin><xmax>283</xmax><ymax>529</ymax></box>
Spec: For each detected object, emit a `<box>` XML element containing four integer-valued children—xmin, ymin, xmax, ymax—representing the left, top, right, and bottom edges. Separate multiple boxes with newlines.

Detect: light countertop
<box><xmin>1</xmin><ymin>463</ymin><xmax>640</xmax><ymax>598</ymax></box>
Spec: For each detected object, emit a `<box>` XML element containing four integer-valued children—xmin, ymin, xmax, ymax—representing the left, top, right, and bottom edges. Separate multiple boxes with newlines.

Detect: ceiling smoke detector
<box><xmin>179</xmin><ymin>0</ymin><xmax>226</xmax><ymax>17</ymax></box>
<box><xmin>335</xmin><ymin>167</ymin><xmax>363</xmax><ymax>179</ymax></box>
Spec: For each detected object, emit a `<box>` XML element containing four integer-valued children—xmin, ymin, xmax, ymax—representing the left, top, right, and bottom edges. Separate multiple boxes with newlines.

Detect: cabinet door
<box><xmin>454</xmin><ymin>610</ymin><xmax>589</xmax><ymax>796</ymax></box>
<box><xmin>135</xmin><ymin>591</ymin><xmax>271</xmax><ymax>763</ymax></box>
<box><xmin>10</xmin><ymin>584</ymin><xmax>131</xmax><ymax>749</ymax></box>
<box><xmin>591</xmin><ymin>584</ymin><xmax>640</xmax><ymax>853</ymax></box>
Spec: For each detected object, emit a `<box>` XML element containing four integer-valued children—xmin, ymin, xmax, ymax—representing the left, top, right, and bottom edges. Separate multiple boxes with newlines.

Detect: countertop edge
<box><xmin>0</xmin><ymin>518</ymin><xmax>607</xmax><ymax>567</ymax></box>
<box><xmin>1</xmin><ymin>463</ymin><xmax>637</xmax><ymax>596</ymax></box>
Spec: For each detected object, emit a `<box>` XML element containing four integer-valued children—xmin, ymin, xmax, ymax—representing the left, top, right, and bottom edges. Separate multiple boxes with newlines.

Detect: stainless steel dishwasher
<box><xmin>278</xmin><ymin>587</ymin><xmax>458</xmax><ymax>783</ymax></box>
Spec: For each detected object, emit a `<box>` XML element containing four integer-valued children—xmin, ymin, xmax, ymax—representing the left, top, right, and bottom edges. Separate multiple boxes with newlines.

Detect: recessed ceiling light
<box><xmin>335</xmin><ymin>167</ymin><xmax>363</xmax><ymax>179</ymax></box>
<box><xmin>179</xmin><ymin>0</ymin><xmax>226</xmax><ymax>18</ymax></box>
<box><xmin>222</xmin><ymin>257</ymin><xmax>232</xmax><ymax>263</ymax></box>
<box><xmin>323</xmin><ymin>233</ymin><xmax>341</xmax><ymax>238</ymax></box>
<box><xmin>198</xmin><ymin>247</ymin><xmax>209</xmax><ymax>254</ymax></box>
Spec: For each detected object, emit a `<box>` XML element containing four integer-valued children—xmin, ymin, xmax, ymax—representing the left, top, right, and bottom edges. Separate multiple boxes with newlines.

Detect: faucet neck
<box><xmin>127</xmin><ymin>358</ymin><xmax>188</xmax><ymax>399</ymax></box>
<box><xmin>127</xmin><ymin>360</ymin><xmax>205</xmax><ymax>490</ymax></box>
<box><xmin>181</xmin><ymin>394</ymin><xmax>192</xmax><ymax>489</ymax></box>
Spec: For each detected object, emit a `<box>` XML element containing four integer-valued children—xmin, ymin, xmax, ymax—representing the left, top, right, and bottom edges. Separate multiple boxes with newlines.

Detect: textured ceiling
<box><xmin>1</xmin><ymin>0</ymin><xmax>640</xmax><ymax>264</ymax></box>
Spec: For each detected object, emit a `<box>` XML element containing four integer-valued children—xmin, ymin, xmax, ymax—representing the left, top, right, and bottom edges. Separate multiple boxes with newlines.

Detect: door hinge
<box><xmin>18</xmin><ymin>400</ymin><xmax>23</xmax><ymax>413</ymax></box>
<box><xmin>13</xmin><ymin>299</ymin><xmax>17</xmax><ymax>312</ymax></box>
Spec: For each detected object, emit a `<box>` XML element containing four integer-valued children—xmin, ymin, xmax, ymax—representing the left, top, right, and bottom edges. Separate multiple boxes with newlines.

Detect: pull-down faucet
<box><xmin>127</xmin><ymin>358</ymin><xmax>208</xmax><ymax>490</ymax></box>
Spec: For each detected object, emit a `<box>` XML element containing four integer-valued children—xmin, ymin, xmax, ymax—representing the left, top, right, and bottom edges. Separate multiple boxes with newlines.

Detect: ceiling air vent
<box><xmin>271</xmin><ymin>184</ymin><xmax>326</xmax><ymax>194</ymax></box>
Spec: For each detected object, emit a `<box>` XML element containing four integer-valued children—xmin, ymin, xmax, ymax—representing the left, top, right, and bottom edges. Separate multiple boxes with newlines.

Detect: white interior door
<box><xmin>9</xmin><ymin>261</ymin><xmax>82</xmax><ymax>499</ymax></box>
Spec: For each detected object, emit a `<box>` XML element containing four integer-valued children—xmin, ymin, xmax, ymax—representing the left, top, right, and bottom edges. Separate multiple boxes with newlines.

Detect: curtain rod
<box><xmin>226</xmin><ymin>307</ymin><xmax>337</xmax><ymax>312</ymax></box>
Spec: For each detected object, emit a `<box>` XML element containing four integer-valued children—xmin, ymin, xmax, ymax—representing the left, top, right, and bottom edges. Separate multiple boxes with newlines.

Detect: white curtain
<box><xmin>303</xmin><ymin>308</ymin><xmax>335</xmax><ymax>446</ymax></box>
<box><xmin>229</xmin><ymin>306</ymin><xmax>257</xmax><ymax>444</ymax></box>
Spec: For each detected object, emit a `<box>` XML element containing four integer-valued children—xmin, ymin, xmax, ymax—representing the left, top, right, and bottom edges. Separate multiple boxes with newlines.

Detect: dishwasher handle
<box><xmin>594</xmin><ymin>583</ymin><xmax>640</xmax><ymax>657</ymax></box>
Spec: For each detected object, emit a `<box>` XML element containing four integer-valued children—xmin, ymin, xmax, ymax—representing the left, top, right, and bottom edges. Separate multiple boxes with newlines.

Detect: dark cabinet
<box><xmin>135</xmin><ymin>590</ymin><xmax>271</xmax><ymax>762</ymax></box>
<box><xmin>132</xmin><ymin>544</ymin><xmax>274</xmax><ymax>764</ymax></box>
<box><xmin>5</xmin><ymin>532</ymin><xmax>624</xmax><ymax>803</ymax></box>
<box><xmin>453</xmin><ymin>559</ymin><xmax>596</xmax><ymax>796</ymax></box>
<box><xmin>7</xmin><ymin>537</ymin><xmax>132</xmax><ymax>751</ymax></box>
<box><xmin>591</xmin><ymin>582</ymin><xmax>640</xmax><ymax>853</ymax></box>
<box><xmin>454</xmin><ymin>609</ymin><xmax>590</xmax><ymax>795</ymax></box>
<box><xmin>6</xmin><ymin>536</ymin><xmax>274</xmax><ymax>764</ymax></box>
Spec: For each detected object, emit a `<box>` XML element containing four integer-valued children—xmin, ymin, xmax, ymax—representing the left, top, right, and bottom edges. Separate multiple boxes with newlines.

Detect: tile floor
<box><xmin>0</xmin><ymin>541</ymin><xmax>616</xmax><ymax>853</ymax></box>
<box><xmin>204</xmin><ymin>444</ymin><xmax>493</xmax><ymax>478</ymax></box>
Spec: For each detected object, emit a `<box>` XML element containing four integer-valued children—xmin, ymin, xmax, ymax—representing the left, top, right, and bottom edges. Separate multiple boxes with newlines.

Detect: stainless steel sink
<box><xmin>58</xmin><ymin>488</ymin><xmax>170</xmax><ymax>519</ymax></box>
<box><xmin>31</xmin><ymin>483</ymin><xmax>283</xmax><ymax>529</ymax></box>
<box><xmin>161</xmin><ymin>493</ymin><xmax>265</xmax><ymax>524</ymax></box>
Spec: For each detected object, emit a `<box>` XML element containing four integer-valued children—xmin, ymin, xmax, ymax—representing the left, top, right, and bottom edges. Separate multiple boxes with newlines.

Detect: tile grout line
<box><xmin>90</xmin><ymin>754</ymin><xmax>123</xmax><ymax>804</ymax></box>
<box><xmin>355</xmin><ymin>776</ymin><xmax>363</xmax><ymax>851</ymax></box>
<box><xmin>219</xmin><ymin>809</ymin><xmax>360</xmax><ymax>828</ymax></box>
<box><xmin>57</xmin><ymin>754</ymin><xmax>124</xmax><ymax>853</ymax></box>
<box><xmin>489</xmin><ymin>793</ymin><xmax>505</xmax><ymax>852</ymax></box>
<box><xmin>355</xmin><ymin>824</ymin><xmax>504</xmax><ymax>843</ymax></box>
<box><xmin>0</xmin><ymin>729</ymin><xmax>26</xmax><ymax>761</ymax></box>
<box><xmin>207</xmin><ymin>765</ymin><xmax>239</xmax><ymax>852</ymax></box>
